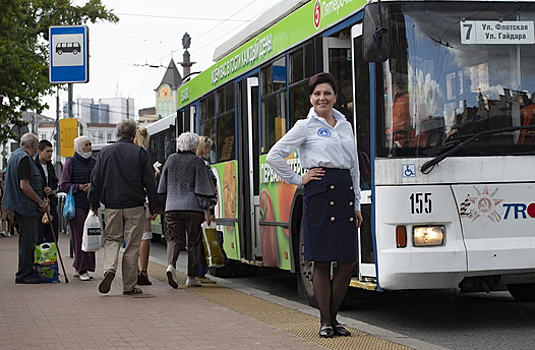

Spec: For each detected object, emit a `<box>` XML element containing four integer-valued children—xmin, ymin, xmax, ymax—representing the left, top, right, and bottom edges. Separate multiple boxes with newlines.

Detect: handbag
<box><xmin>63</xmin><ymin>186</ymin><xmax>75</xmax><ymax>220</ymax></box>
<box><xmin>81</xmin><ymin>211</ymin><xmax>103</xmax><ymax>252</ymax></box>
<box><xmin>201</xmin><ymin>221</ymin><xmax>225</xmax><ymax>268</ymax></box>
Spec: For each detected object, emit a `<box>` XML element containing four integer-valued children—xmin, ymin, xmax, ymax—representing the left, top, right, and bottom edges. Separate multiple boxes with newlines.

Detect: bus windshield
<box><xmin>377</xmin><ymin>2</ymin><xmax>535</xmax><ymax>158</ymax></box>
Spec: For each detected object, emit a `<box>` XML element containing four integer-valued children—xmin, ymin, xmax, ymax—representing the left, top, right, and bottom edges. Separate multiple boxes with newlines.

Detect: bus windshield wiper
<box><xmin>421</xmin><ymin>124</ymin><xmax>535</xmax><ymax>174</ymax></box>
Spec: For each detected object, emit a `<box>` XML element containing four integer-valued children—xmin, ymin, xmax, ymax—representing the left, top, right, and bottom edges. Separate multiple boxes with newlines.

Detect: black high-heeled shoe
<box><xmin>319</xmin><ymin>325</ymin><xmax>334</xmax><ymax>338</ymax></box>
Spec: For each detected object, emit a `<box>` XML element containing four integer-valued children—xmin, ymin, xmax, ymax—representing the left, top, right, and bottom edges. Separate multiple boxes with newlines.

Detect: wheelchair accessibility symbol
<box><xmin>402</xmin><ymin>164</ymin><xmax>416</xmax><ymax>178</ymax></box>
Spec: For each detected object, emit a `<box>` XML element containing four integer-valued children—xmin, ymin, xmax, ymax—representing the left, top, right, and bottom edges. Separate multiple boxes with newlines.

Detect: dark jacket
<box><xmin>59</xmin><ymin>153</ymin><xmax>96</xmax><ymax>209</ymax></box>
<box><xmin>89</xmin><ymin>138</ymin><xmax>158</xmax><ymax>212</ymax></box>
<box><xmin>33</xmin><ymin>155</ymin><xmax>59</xmax><ymax>208</ymax></box>
<box><xmin>2</xmin><ymin>148</ymin><xmax>44</xmax><ymax>217</ymax></box>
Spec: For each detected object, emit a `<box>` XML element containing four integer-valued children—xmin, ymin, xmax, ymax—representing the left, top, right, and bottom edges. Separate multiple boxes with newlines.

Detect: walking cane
<box><xmin>44</xmin><ymin>198</ymin><xmax>69</xmax><ymax>283</ymax></box>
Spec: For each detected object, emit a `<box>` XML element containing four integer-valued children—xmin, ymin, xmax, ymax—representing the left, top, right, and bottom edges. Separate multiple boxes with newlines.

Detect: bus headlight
<box><xmin>413</xmin><ymin>226</ymin><xmax>444</xmax><ymax>247</ymax></box>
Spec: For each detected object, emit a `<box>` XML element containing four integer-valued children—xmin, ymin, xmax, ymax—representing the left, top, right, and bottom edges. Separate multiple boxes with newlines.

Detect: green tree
<box><xmin>0</xmin><ymin>0</ymin><xmax>119</xmax><ymax>142</ymax></box>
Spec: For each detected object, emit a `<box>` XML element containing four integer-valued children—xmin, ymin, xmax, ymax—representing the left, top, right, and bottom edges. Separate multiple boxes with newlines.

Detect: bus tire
<box><xmin>299</xmin><ymin>221</ymin><xmax>317</xmax><ymax>307</ymax></box>
<box><xmin>57</xmin><ymin>50</ymin><xmax>63</xmax><ymax>55</ymax></box>
<box><xmin>233</xmin><ymin>263</ymin><xmax>258</xmax><ymax>277</ymax></box>
<box><xmin>212</xmin><ymin>260</ymin><xmax>236</xmax><ymax>278</ymax></box>
<box><xmin>507</xmin><ymin>283</ymin><xmax>535</xmax><ymax>302</ymax></box>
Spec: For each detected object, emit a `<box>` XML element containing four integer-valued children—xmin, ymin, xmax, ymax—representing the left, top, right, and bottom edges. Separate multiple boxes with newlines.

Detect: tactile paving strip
<box><xmin>148</xmin><ymin>261</ymin><xmax>413</xmax><ymax>350</ymax></box>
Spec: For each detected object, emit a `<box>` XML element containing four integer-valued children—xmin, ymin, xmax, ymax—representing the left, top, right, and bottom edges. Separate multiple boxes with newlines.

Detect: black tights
<box><xmin>312</xmin><ymin>261</ymin><xmax>356</xmax><ymax>327</ymax></box>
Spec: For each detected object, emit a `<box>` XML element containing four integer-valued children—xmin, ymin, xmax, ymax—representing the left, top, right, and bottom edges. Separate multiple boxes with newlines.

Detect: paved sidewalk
<box><xmin>0</xmin><ymin>233</ymin><xmax>325</xmax><ymax>350</ymax></box>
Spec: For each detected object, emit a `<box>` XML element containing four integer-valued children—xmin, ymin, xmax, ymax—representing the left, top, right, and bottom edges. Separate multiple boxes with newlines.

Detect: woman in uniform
<box><xmin>267</xmin><ymin>72</ymin><xmax>363</xmax><ymax>338</ymax></box>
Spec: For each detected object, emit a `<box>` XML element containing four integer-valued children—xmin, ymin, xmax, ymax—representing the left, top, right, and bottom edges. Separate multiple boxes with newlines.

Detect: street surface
<box><xmin>151</xmin><ymin>240</ymin><xmax>535</xmax><ymax>350</ymax></box>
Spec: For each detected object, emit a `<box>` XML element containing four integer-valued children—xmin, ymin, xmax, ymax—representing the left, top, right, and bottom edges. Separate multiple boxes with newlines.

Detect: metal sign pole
<box><xmin>68</xmin><ymin>83</ymin><xmax>73</xmax><ymax>117</ymax></box>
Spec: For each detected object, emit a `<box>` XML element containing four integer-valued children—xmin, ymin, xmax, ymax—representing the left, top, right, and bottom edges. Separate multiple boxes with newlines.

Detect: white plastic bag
<box><xmin>82</xmin><ymin>211</ymin><xmax>103</xmax><ymax>252</ymax></box>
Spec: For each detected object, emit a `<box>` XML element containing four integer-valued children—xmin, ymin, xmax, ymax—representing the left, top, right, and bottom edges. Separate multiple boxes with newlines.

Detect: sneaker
<box><xmin>166</xmin><ymin>266</ymin><xmax>178</xmax><ymax>289</ymax></box>
<box><xmin>79</xmin><ymin>272</ymin><xmax>91</xmax><ymax>281</ymax></box>
<box><xmin>137</xmin><ymin>272</ymin><xmax>152</xmax><ymax>286</ymax></box>
<box><xmin>0</xmin><ymin>231</ymin><xmax>5</xmax><ymax>237</ymax></box>
<box><xmin>5</xmin><ymin>231</ymin><xmax>11</xmax><ymax>237</ymax></box>
<box><xmin>196</xmin><ymin>276</ymin><xmax>216</xmax><ymax>284</ymax></box>
<box><xmin>186</xmin><ymin>278</ymin><xmax>202</xmax><ymax>287</ymax></box>
<box><xmin>73</xmin><ymin>270</ymin><xmax>80</xmax><ymax>278</ymax></box>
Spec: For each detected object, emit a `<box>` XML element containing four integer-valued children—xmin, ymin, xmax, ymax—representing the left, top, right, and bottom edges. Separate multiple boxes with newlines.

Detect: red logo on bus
<box><xmin>313</xmin><ymin>0</ymin><xmax>321</xmax><ymax>29</ymax></box>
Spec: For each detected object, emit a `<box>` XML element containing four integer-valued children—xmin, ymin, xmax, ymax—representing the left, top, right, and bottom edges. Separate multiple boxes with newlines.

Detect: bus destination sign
<box><xmin>461</xmin><ymin>20</ymin><xmax>535</xmax><ymax>45</ymax></box>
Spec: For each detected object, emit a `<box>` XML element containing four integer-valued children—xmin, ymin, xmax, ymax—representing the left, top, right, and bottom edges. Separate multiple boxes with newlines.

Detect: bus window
<box><xmin>377</xmin><ymin>2</ymin><xmax>535</xmax><ymax>158</ymax></box>
<box><xmin>261</xmin><ymin>56</ymin><xmax>287</xmax><ymax>154</ymax></box>
<box><xmin>328</xmin><ymin>35</ymin><xmax>354</xmax><ymax>130</ymax></box>
<box><xmin>289</xmin><ymin>42</ymin><xmax>315</xmax><ymax>127</ymax></box>
<box><xmin>200</xmin><ymin>93</ymin><xmax>216</xmax><ymax>163</ymax></box>
<box><xmin>216</xmin><ymin>83</ymin><xmax>235</xmax><ymax>162</ymax></box>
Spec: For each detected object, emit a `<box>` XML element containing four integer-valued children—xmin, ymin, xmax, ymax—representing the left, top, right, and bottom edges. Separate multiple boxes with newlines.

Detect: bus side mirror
<box><xmin>362</xmin><ymin>2</ymin><xmax>391</xmax><ymax>62</ymax></box>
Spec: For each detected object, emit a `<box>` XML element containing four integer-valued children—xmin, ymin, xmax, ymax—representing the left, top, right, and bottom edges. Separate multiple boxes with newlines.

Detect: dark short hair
<box><xmin>39</xmin><ymin>139</ymin><xmax>53</xmax><ymax>151</ymax></box>
<box><xmin>308</xmin><ymin>72</ymin><xmax>337</xmax><ymax>96</ymax></box>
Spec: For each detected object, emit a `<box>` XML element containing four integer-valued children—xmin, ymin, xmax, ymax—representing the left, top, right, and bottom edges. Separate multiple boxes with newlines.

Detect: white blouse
<box><xmin>266</xmin><ymin>107</ymin><xmax>361</xmax><ymax>211</ymax></box>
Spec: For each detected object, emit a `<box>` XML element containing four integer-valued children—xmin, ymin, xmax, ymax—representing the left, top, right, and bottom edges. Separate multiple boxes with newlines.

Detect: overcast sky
<box><xmin>42</xmin><ymin>0</ymin><xmax>282</xmax><ymax>118</ymax></box>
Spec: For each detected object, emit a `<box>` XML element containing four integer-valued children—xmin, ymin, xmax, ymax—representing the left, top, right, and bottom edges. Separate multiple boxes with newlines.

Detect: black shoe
<box><xmin>137</xmin><ymin>272</ymin><xmax>152</xmax><ymax>286</ymax></box>
<box><xmin>15</xmin><ymin>277</ymin><xmax>40</xmax><ymax>284</ymax></box>
<box><xmin>99</xmin><ymin>269</ymin><xmax>115</xmax><ymax>294</ymax></box>
<box><xmin>333</xmin><ymin>324</ymin><xmax>351</xmax><ymax>337</ymax></box>
<box><xmin>319</xmin><ymin>325</ymin><xmax>334</xmax><ymax>338</ymax></box>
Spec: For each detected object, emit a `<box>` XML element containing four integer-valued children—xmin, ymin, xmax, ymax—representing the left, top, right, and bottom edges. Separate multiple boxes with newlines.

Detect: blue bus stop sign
<box><xmin>49</xmin><ymin>25</ymin><xmax>89</xmax><ymax>83</ymax></box>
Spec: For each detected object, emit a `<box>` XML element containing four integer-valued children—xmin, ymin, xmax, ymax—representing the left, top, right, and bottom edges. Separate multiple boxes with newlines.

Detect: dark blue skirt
<box><xmin>302</xmin><ymin>168</ymin><xmax>357</xmax><ymax>262</ymax></box>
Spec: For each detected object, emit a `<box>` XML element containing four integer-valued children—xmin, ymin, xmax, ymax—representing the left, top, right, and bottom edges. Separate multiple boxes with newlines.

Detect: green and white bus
<box><xmin>158</xmin><ymin>0</ymin><xmax>535</xmax><ymax>304</ymax></box>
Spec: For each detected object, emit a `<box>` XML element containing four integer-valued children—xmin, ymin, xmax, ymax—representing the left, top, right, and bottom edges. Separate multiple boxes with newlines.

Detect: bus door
<box><xmin>177</xmin><ymin>106</ymin><xmax>196</xmax><ymax>134</ymax></box>
<box><xmin>236</xmin><ymin>76</ymin><xmax>260</xmax><ymax>262</ymax></box>
<box><xmin>350</xmin><ymin>23</ymin><xmax>374</xmax><ymax>282</ymax></box>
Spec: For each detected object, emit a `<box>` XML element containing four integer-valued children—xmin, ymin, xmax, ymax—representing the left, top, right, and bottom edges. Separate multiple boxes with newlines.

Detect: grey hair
<box><xmin>20</xmin><ymin>133</ymin><xmax>38</xmax><ymax>147</ymax></box>
<box><xmin>177</xmin><ymin>132</ymin><xmax>199</xmax><ymax>152</ymax></box>
<box><xmin>117</xmin><ymin>119</ymin><xmax>137</xmax><ymax>139</ymax></box>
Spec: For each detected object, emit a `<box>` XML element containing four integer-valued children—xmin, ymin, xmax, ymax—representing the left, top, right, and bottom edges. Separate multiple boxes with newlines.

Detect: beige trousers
<box><xmin>103</xmin><ymin>206</ymin><xmax>145</xmax><ymax>292</ymax></box>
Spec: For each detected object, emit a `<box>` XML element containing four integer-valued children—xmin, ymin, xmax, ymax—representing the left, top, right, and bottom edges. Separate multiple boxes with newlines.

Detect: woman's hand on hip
<box><xmin>301</xmin><ymin>168</ymin><xmax>325</xmax><ymax>185</ymax></box>
<box><xmin>355</xmin><ymin>210</ymin><xmax>363</xmax><ymax>229</ymax></box>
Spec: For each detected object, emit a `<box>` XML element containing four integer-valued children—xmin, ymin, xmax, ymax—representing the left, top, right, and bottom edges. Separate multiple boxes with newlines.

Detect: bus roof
<box><xmin>213</xmin><ymin>0</ymin><xmax>309</xmax><ymax>62</ymax></box>
<box><xmin>145</xmin><ymin>113</ymin><xmax>176</xmax><ymax>136</ymax></box>
<box><xmin>178</xmin><ymin>0</ymin><xmax>531</xmax><ymax>109</ymax></box>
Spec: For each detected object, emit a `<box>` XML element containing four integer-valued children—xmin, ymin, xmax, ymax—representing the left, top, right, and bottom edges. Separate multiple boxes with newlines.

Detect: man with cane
<box><xmin>2</xmin><ymin>133</ymin><xmax>48</xmax><ymax>284</ymax></box>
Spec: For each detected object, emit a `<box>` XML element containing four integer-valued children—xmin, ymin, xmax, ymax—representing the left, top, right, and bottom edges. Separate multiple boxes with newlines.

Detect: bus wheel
<box><xmin>507</xmin><ymin>283</ymin><xmax>535</xmax><ymax>302</ymax></box>
<box><xmin>212</xmin><ymin>260</ymin><xmax>236</xmax><ymax>278</ymax></box>
<box><xmin>299</xmin><ymin>222</ymin><xmax>317</xmax><ymax>307</ymax></box>
<box><xmin>57</xmin><ymin>50</ymin><xmax>63</xmax><ymax>55</ymax></box>
<box><xmin>72</xmin><ymin>50</ymin><xmax>78</xmax><ymax>55</ymax></box>
<box><xmin>234</xmin><ymin>263</ymin><xmax>258</xmax><ymax>277</ymax></box>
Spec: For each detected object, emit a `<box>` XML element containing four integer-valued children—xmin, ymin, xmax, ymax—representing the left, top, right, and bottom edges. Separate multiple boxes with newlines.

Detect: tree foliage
<box><xmin>0</xmin><ymin>0</ymin><xmax>118</xmax><ymax>142</ymax></box>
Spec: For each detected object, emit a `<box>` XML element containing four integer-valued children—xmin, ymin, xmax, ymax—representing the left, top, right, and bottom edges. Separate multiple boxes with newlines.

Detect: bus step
<box><xmin>350</xmin><ymin>279</ymin><xmax>377</xmax><ymax>291</ymax></box>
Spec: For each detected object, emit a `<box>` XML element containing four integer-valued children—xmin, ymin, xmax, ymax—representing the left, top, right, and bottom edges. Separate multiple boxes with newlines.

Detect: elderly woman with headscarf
<box><xmin>60</xmin><ymin>136</ymin><xmax>97</xmax><ymax>281</ymax></box>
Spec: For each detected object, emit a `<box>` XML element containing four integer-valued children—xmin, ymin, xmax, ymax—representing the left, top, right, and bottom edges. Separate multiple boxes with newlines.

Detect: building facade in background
<box><xmin>138</xmin><ymin>107</ymin><xmax>157</xmax><ymax>125</ymax></box>
<box><xmin>63</xmin><ymin>97</ymin><xmax>135</xmax><ymax>124</ymax></box>
<box><xmin>155</xmin><ymin>59</ymin><xmax>182</xmax><ymax>119</ymax></box>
